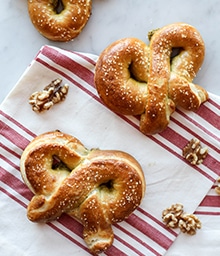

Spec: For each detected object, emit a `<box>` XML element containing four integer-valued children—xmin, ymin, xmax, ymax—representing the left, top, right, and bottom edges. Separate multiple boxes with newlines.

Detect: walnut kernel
<box><xmin>29</xmin><ymin>79</ymin><xmax>69</xmax><ymax>112</ymax></box>
<box><xmin>215</xmin><ymin>177</ymin><xmax>220</xmax><ymax>195</ymax></box>
<box><xmin>162</xmin><ymin>203</ymin><xmax>184</xmax><ymax>228</ymax></box>
<box><xmin>178</xmin><ymin>213</ymin><xmax>201</xmax><ymax>235</ymax></box>
<box><xmin>162</xmin><ymin>203</ymin><xmax>202</xmax><ymax>235</ymax></box>
<box><xmin>182</xmin><ymin>138</ymin><xmax>208</xmax><ymax>165</ymax></box>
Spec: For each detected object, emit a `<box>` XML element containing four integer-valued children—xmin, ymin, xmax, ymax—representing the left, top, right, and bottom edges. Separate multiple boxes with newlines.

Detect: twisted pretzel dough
<box><xmin>94</xmin><ymin>23</ymin><xmax>208</xmax><ymax>135</ymax></box>
<box><xmin>20</xmin><ymin>131</ymin><xmax>145</xmax><ymax>254</ymax></box>
<box><xmin>28</xmin><ymin>0</ymin><xmax>92</xmax><ymax>42</ymax></box>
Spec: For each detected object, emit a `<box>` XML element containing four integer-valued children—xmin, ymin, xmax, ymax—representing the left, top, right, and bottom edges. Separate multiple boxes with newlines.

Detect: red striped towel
<box><xmin>0</xmin><ymin>45</ymin><xmax>219</xmax><ymax>256</ymax></box>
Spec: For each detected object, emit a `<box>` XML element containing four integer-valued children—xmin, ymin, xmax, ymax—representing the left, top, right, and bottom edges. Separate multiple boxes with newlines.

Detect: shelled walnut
<box><xmin>162</xmin><ymin>203</ymin><xmax>201</xmax><ymax>235</ymax></box>
<box><xmin>182</xmin><ymin>138</ymin><xmax>208</xmax><ymax>165</ymax></box>
<box><xmin>162</xmin><ymin>203</ymin><xmax>184</xmax><ymax>228</ymax></box>
<box><xmin>215</xmin><ymin>177</ymin><xmax>220</xmax><ymax>195</ymax></box>
<box><xmin>178</xmin><ymin>213</ymin><xmax>201</xmax><ymax>235</ymax></box>
<box><xmin>29</xmin><ymin>79</ymin><xmax>69</xmax><ymax>112</ymax></box>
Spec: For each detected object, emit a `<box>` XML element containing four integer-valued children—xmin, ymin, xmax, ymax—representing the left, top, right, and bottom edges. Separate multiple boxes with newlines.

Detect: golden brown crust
<box><xmin>28</xmin><ymin>0</ymin><xmax>92</xmax><ymax>42</ymax></box>
<box><xmin>94</xmin><ymin>38</ymin><xmax>149</xmax><ymax>116</ymax></box>
<box><xmin>20</xmin><ymin>131</ymin><xmax>145</xmax><ymax>254</ymax></box>
<box><xmin>94</xmin><ymin>23</ymin><xmax>208</xmax><ymax>135</ymax></box>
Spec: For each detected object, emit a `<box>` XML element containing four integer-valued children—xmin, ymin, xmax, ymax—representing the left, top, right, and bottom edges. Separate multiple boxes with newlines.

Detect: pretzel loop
<box><xmin>95</xmin><ymin>23</ymin><xmax>208</xmax><ymax>135</ymax></box>
<box><xmin>20</xmin><ymin>131</ymin><xmax>145</xmax><ymax>254</ymax></box>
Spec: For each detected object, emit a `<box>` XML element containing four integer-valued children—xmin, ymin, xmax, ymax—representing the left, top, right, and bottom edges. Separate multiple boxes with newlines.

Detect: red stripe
<box><xmin>36</xmin><ymin>58</ymin><xmax>101</xmax><ymax>103</ymax></box>
<box><xmin>199</xmin><ymin>195</ymin><xmax>220</xmax><ymax>207</ymax></box>
<box><xmin>0</xmin><ymin>185</ymin><xmax>90</xmax><ymax>254</ymax></box>
<box><xmin>47</xmin><ymin>222</ymin><xmax>90</xmax><ymax>253</ymax></box>
<box><xmin>137</xmin><ymin>207</ymin><xmax>177</xmax><ymax>237</ymax></box>
<box><xmin>0</xmin><ymin>153</ymin><xmax>20</xmax><ymax>172</ymax></box>
<box><xmin>171</xmin><ymin>116</ymin><xmax>220</xmax><ymax>152</ymax></box>
<box><xmin>208</xmin><ymin>98</ymin><xmax>220</xmax><ymax>110</ymax></box>
<box><xmin>56</xmin><ymin>214</ymin><xmax>83</xmax><ymax>238</ymax></box>
<box><xmin>0</xmin><ymin>185</ymin><xmax>27</xmax><ymax>209</ymax></box>
<box><xmin>59</xmin><ymin>216</ymin><xmax>126</xmax><ymax>256</ymax></box>
<box><xmin>61</xmin><ymin>215</ymin><xmax>148</xmax><ymax>256</ymax></box>
<box><xmin>0</xmin><ymin>142</ymin><xmax>21</xmax><ymax>159</ymax></box>
<box><xmin>105</xmin><ymin>246</ymin><xmax>128</xmax><ymax>256</ymax></box>
<box><xmin>72</xmin><ymin>51</ymin><xmax>97</xmax><ymax>66</ymax></box>
<box><xmin>114</xmin><ymin>232</ymin><xmax>147</xmax><ymax>256</ymax></box>
<box><xmin>195</xmin><ymin>103</ymin><xmax>220</xmax><ymax>130</ymax></box>
<box><xmin>0</xmin><ymin>166</ymin><xmax>32</xmax><ymax>201</ymax></box>
<box><xmin>194</xmin><ymin>211</ymin><xmax>220</xmax><ymax>216</ymax></box>
<box><xmin>115</xmin><ymin>222</ymin><xmax>161</xmax><ymax>256</ymax></box>
<box><xmin>0</xmin><ymin>121</ymin><xmax>30</xmax><ymax>150</ymax></box>
<box><xmin>58</xmin><ymin>215</ymin><xmax>126</xmax><ymax>256</ymax></box>
<box><xmin>156</xmin><ymin>133</ymin><xmax>216</xmax><ymax>182</ymax></box>
<box><xmin>45</xmin><ymin>46</ymin><xmax>97</xmax><ymax>66</ymax></box>
<box><xmin>126</xmin><ymin>214</ymin><xmax>173</xmax><ymax>251</ymax></box>
<box><xmin>41</xmin><ymin>46</ymin><xmax>95</xmax><ymax>86</ymax></box>
<box><xmin>160</xmin><ymin>127</ymin><xmax>220</xmax><ymax>179</ymax></box>
<box><xmin>0</xmin><ymin>110</ymin><xmax>36</xmax><ymax>138</ymax></box>
<box><xmin>175</xmin><ymin>109</ymin><xmax>220</xmax><ymax>142</ymax></box>
<box><xmin>160</xmin><ymin>126</ymin><xmax>187</xmax><ymax>149</ymax></box>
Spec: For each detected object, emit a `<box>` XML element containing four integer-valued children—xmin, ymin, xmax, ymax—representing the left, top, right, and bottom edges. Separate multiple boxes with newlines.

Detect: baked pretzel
<box><xmin>94</xmin><ymin>23</ymin><xmax>209</xmax><ymax>135</ymax></box>
<box><xmin>20</xmin><ymin>131</ymin><xmax>145</xmax><ymax>254</ymax></box>
<box><xmin>28</xmin><ymin>0</ymin><xmax>92</xmax><ymax>42</ymax></box>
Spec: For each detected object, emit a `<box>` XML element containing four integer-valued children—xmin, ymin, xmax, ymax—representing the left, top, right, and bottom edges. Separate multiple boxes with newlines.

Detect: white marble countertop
<box><xmin>1</xmin><ymin>1</ymin><xmax>220</xmax><ymax>255</ymax></box>
<box><xmin>1</xmin><ymin>0</ymin><xmax>219</xmax><ymax>105</ymax></box>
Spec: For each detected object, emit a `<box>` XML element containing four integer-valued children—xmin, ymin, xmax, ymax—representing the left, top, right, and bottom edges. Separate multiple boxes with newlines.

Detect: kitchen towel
<box><xmin>0</xmin><ymin>45</ymin><xmax>220</xmax><ymax>256</ymax></box>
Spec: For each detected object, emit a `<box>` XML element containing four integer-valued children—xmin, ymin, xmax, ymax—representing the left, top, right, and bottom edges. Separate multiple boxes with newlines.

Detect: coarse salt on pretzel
<box><xmin>20</xmin><ymin>131</ymin><xmax>146</xmax><ymax>254</ymax></box>
<box><xmin>94</xmin><ymin>23</ymin><xmax>208</xmax><ymax>135</ymax></box>
<box><xmin>28</xmin><ymin>0</ymin><xmax>92</xmax><ymax>42</ymax></box>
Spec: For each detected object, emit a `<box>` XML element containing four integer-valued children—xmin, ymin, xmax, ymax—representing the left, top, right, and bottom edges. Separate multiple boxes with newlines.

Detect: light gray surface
<box><xmin>1</xmin><ymin>0</ymin><xmax>219</xmax><ymax>105</ymax></box>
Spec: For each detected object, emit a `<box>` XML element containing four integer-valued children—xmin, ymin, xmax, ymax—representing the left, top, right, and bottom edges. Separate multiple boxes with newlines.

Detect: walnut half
<box><xmin>182</xmin><ymin>138</ymin><xmax>208</xmax><ymax>165</ymax></box>
<box><xmin>215</xmin><ymin>177</ymin><xmax>220</xmax><ymax>195</ymax></box>
<box><xmin>162</xmin><ymin>203</ymin><xmax>184</xmax><ymax>228</ymax></box>
<box><xmin>162</xmin><ymin>203</ymin><xmax>201</xmax><ymax>235</ymax></box>
<box><xmin>29</xmin><ymin>79</ymin><xmax>69</xmax><ymax>112</ymax></box>
<box><xmin>178</xmin><ymin>213</ymin><xmax>201</xmax><ymax>235</ymax></box>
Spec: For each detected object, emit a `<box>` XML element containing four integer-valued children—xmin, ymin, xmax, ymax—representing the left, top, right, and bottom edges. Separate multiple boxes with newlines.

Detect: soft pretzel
<box><xmin>28</xmin><ymin>0</ymin><xmax>92</xmax><ymax>42</ymax></box>
<box><xmin>94</xmin><ymin>23</ymin><xmax>209</xmax><ymax>135</ymax></box>
<box><xmin>20</xmin><ymin>131</ymin><xmax>145</xmax><ymax>254</ymax></box>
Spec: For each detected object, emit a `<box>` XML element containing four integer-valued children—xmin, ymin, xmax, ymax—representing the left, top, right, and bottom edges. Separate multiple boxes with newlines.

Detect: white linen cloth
<box><xmin>0</xmin><ymin>45</ymin><xmax>219</xmax><ymax>256</ymax></box>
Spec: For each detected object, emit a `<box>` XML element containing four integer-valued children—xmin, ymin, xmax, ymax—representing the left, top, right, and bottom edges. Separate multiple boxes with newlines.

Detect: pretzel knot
<box><xmin>94</xmin><ymin>23</ymin><xmax>208</xmax><ymax>135</ymax></box>
<box><xmin>20</xmin><ymin>131</ymin><xmax>145</xmax><ymax>254</ymax></box>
